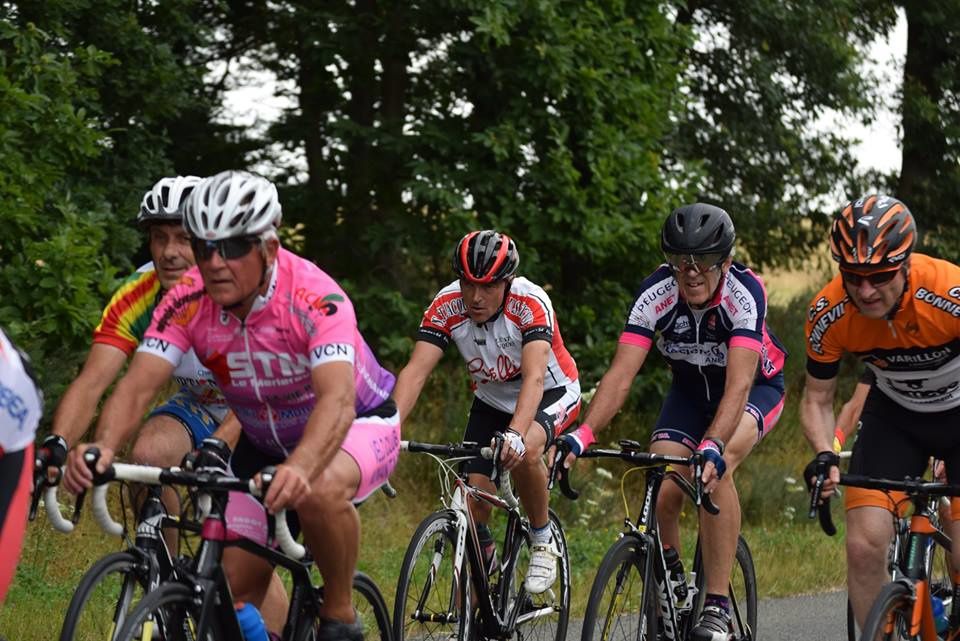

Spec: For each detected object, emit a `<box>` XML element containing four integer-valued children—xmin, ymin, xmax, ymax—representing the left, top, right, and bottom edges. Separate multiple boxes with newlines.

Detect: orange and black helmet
<box><xmin>830</xmin><ymin>195</ymin><xmax>916</xmax><ymax>268</ymax></box>
<box><xmin>452</xmin><ymin>230</ymin><xmax>519</xmax><ymax>283</ymax></box>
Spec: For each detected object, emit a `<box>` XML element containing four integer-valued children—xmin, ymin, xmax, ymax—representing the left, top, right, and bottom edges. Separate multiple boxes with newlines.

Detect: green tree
<box><xmin>671</xmin><ymin>0</ymin><xmax>898</xmax><ymax>269</ymax></box>
<box><xmin>895</xmin><ymin>1</ymin><xmax>960</xmax><ymax>257</ymax></box>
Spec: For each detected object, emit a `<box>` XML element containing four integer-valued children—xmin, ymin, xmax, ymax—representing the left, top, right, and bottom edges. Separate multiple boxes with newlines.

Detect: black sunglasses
<box><xmin>190</xmin><ymin>236</ymin><xmax>260</xmax><ymax>262</ymax></box>
<box><xmin>840</xmin><ymin>267</ymin><xmax>901</xmax><ymax>288</ymax></box>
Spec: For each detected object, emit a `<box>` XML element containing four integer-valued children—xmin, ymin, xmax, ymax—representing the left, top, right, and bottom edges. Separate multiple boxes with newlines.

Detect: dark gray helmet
<box><xmin>660</xmin><ymin>203</ymin><xmax>735</xmax><ymax>256</ymax></box>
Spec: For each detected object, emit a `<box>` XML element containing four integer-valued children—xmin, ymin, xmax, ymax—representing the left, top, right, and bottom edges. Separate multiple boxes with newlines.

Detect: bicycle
<box><xmin>819</xmin><ymin>453</ymin><xmax>955</xmax><ymax>641</ymax></box>
<box><xmin>393</xmin><ymin>437</ymin><xmax>570</xmax><ymax>641</ymax></box>
<box><xmin>67</xmin><ymin>449</ymin><xmax>392</xmax><ymax>641</ymax></box>
<box><xmin>810</xmin><ymin>473</ymin><xmax>958</xmax><ymax>641</ymax></box>
<box><xmin>551</xmin><ymin>439</ymin><xmax>757</xmax><ymax>641</ymax></box>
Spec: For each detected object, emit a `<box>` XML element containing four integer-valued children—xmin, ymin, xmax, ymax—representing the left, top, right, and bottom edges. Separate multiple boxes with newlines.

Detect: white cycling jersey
<box><xmin>0</xmin><ymin>327</ymin><xmax>43</xmax><ymax>454</ymax></box>
<box><xmin>416</xmin><ymin>277</ymin><xmax>579</xmax><ymax>414</ymax></box>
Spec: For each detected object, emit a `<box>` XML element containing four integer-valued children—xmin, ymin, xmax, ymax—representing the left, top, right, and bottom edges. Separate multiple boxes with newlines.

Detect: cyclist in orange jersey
<box><xmin>802</xmin><ymin>194</ymin><xmax>960</xmax><ymax>630</ymax></box>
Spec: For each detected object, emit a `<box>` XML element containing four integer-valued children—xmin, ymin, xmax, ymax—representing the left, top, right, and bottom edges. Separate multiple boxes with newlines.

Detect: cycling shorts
<box><xmin>0</xmin><ymin>444</ymin><xmax>32</xmax><ymax>603</ymax></box>
<box><xmin>846</xmin><ymin>386</ymin><xmax>960</xmax><ymax>519</ymax></box>
<box><xmin>149</xmin><ymin>388</ymin><xmax>221</xmax><ymax>447</ymax></box>
<box><xmin>650</xmin><ymin>372</ymin><xmax>785</xmax><ymax>451</ymax></box>
<box><xmin>461</xmin><ymin>386</ymin><xmax>581</xmax><ymax>477</ymax></box>
<box><xmin>227</xmin><ymin>399</ymin><xmax>401</xmax><ymax>545</ymax></box>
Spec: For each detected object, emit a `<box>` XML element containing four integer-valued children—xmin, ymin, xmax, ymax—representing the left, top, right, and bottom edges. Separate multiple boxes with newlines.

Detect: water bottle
<box><xmin>236</xmin><ymin>602</ymin><xmax>270</xmax><ymax>641</ymax></box>
<box><xmin>663</xmin><ymin>546</ymin><xmax>689</xmax><ymax>605</ymax></box>
<box><xmin>932</xmin><ymin>595</ymin><xmax>949</xmax><ymax>637</ymax></box>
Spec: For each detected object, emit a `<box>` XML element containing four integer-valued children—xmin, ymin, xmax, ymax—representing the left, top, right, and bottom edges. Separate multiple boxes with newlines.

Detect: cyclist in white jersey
<box><xmin>394</xmin><ymin>230</ymin><xmax>581</xmax><ymax>594</ymax></box>
<box><xmin>0</xmin><ymin>327</ymin><xmax>43</xmax><ymax>604</ymax></box>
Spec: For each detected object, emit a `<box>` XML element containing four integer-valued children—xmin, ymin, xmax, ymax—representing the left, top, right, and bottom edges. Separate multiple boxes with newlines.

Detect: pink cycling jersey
<box><xmin>139</xmin><ymin>248</ymin><xmax>396</xmax><ymax>457</ymax></box>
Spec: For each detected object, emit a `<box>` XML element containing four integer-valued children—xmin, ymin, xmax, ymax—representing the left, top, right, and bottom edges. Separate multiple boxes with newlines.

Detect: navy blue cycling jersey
<box><xmin>620</xmin><ymin>263</ymin><xmax>787</xmax><ymax>402</ymax></box>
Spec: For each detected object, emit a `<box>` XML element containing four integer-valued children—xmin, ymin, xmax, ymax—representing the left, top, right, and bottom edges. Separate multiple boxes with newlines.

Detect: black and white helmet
<box><xmin>184</xmin><ymin>170</ymin><xmax>282</xmax><ymax>240</ymax></box>
<box><xmin>137</xmin><ymin>176</ymin><xmax>202</xmax><ymax>227</ymax></box>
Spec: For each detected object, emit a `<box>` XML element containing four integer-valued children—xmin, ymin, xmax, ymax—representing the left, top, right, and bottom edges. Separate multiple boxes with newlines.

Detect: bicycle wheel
<box><xmin>394</xmin><ymin>510</ymin><xmax>471</xmax><ymax>641</ymax></box>
<box><xmin>860</xmin><ymin>581</ymin><xmax>918</xmax><ymax>641</ymax></box>
<box><xmin>59</xmin><ymin>550</ymin><xmax>152</xmax><ymax>641</ymax></box>
<box><xmin>500</xmin><ymin>510</ymin><xmax>570</xmax><ymax>641</ymax></box>
<box><xmin>687</xmin><ymin>535</ymin><xmax>758</xmax><ymax>641</ymax></box>
<box><xmin>114</xmin><ymin>581</ymin><xmax>220</xmax><ymax>641</ymax></box>
<box><xmin>580</xmin><ymin>534</ymin><xmax>657</xmax><ymax>641</ymax></box>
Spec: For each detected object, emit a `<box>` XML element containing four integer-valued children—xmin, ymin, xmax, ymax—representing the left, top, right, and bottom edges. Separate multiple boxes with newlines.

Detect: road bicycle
<box><xmin>811</xmin><ymin>473</ymin><xmax>959</xmax><ymax>641</ymax></box>
<box><xmin>393</xmin><ymin>437</ymin><xmax>570</xmax><ymax>641</ymax></box>
<box><xmin>818</xmin><ymin>453</ymin><xmax>954</xmax><ymax>641</ymax></box>
<box><xmin>63</xmin><ymin>448</ymin><xmax>392</xmax><ymax>641</ymax></box>
<box><xmin>37</xmin><ymin>453</ymin><xmax>205</xmax><ymax>641</ymax></box>
<box><xmin>551</xmin><ymin>439</ymin><xmax>757</xmax><ymax>641</ymax></box>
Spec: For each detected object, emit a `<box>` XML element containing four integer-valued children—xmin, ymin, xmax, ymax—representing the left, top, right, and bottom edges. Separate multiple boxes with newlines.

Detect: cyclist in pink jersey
<box><xmin>394</xmin><ymin>230</ymin><xmax>581</xmax><ymax>595</ymax></box>
<box><xmin>64</xmin><ymin>171</ymin><xmax>399</xmax><ymax>641</ymax></box>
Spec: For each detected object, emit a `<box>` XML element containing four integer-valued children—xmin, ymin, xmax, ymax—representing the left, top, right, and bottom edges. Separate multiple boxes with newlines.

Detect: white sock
<box><xmin>531</xmin><ymin>523</ymin><xmax>552</xmax><ymax>545</ymax></box>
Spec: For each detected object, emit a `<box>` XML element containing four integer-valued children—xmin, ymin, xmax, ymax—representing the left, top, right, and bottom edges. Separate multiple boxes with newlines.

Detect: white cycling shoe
<box><xmin>523</xmin><ymin>537</ymin><xmax>560</xmax><ymax>594</ymax></box>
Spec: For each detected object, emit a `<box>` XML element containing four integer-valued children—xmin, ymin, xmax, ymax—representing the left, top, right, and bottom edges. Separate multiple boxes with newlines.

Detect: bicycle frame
<box><xmin>813</xmin><ymin>473</ymin><xmax>960</xmax><ymax>641</ymax></box>
<box><xmin>403</xmin><ymin>439</ymin><xmax>563</xmax><ymax>640</ymax></box>
<box><xmin>553</xmin><ymin>443</ymin><xmax>752</xmax><ymax>641</ymax></box>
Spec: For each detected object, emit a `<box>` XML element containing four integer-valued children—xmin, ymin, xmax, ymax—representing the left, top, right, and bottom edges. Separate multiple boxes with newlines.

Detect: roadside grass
<box><xmin>1</xmin><ymin>267</ymin><xmax>857</xmax><ymax>638</ymax></box>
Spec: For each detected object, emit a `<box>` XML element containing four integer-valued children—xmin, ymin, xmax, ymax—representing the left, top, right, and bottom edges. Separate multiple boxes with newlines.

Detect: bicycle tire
<box><xmin>58</xmin><ymin>550</ymin><xmax>152</xmax><ymax>641</ymax></box>
<box><xmin>393</xmin><ymin>510</ymin><xmax>471</xmax><ymax>641</ymax></box>
<box><xmin>859</xmin><ymin>580</ymin><xmax>918</xmax><ymax>641</ymax></box>
<box><xmin>687</xmin><ymin>534</ymin><xmax>757</xmax><ymax>641</ymax></box>
<box><xmin>309</xmin><ymin>572</ymin><xmax>393</xmax><ymax>641</ymax></box>
<box><xmin>580</xmin><ymin>534</ymin><xmax>657</xmax><ymax>641</ymax></box>
<box><xmin>499</xmin><ymin>510</ymin><xmax>570</xmax><ymax>641</ymax></box>
<box><xmin>114</xmin><ymin>581</ymin><xmax>222</xmax><ymax>641</ymax></box>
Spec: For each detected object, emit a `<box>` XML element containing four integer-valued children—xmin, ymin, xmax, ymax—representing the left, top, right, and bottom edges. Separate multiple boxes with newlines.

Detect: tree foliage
<box><xmin>4</xmin><ymin>1</ymin><xmax>960</xmax><ymax>415</ymax></box>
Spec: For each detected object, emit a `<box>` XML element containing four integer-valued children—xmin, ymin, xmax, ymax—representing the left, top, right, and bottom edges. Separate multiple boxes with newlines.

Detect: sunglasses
<box><xmin>665</xmin><ymin>252</ymin><xmax>726</xmax><ymax>275</ymax></box>
<box><xmin>840</xmin><ymin>267</ymin><xmax>901</xmax><ymax>288</ymax></box>
<box><xmin>190</xmin><ymin>236</ymin><xmax>260</xmax><ymax>262</ymax></box>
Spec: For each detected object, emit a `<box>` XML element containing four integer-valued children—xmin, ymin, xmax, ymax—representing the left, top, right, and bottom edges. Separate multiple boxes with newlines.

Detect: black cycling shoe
<box><xmin>316</xmin><ymin>614</ymin><xmax>364</xmax><ymax>641</ymax></box>
<box><xmin>690</xmin><ymin>604</ymin><xmax>732</xmax><ymax>641</ymax></box>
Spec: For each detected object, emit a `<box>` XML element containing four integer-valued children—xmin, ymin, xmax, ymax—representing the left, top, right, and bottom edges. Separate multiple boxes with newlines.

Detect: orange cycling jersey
<box><xmin>805</xmin><ymin>253</ymin><xmax>960</xmax><ymax>413</ymax></box>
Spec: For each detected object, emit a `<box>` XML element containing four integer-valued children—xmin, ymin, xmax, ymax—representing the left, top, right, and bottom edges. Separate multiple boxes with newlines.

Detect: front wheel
<box><xmin>580</xmin><ymin>534</ymin><xmax>657</xmax><ymax>641</ymax></box>
<box><xmin>114</xmin><ymin>582</ymin><xmax>221</xmax><ymax>641</ymax></box>
<box><xmin>859</xmin><ymin>581</ymin><xmax>919</xmax><ymax>641</ymax></box>
<box><xmin>59</xmin><ymin>550</ymin><xmax>152</xmax><ymax>641</ymax></box>
<box><xmin>501</xmin><ymin>510</ymin><xmax>570</xmax><ymax>641</ymax></box>
<box><xmin>394</xmin><ymin>510</ymin><xmax>471</xmax><ymax>641</ymax></box>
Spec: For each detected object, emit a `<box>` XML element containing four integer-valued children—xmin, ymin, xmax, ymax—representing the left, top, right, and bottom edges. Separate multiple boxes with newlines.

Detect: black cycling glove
<box><xmin>804</xmin><ymin>451</ymin><xmax>840</xmax><ymax>490</ymax></box>
<box><xmin>182</xmin><ymin>437</ymin><xmax>232</xmax><ymax>473</ymax></box>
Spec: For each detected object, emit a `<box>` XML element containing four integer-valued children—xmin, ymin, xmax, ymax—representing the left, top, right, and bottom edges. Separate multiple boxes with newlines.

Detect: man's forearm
<box><xmin>800</xmin><ymin>396</ymin><xmax>834</xmax><ymax>452</ymax></box>
<box><xmin>51</xmin><ymin>383</ymin><xmax>103</xmax><ymax>447</ymax></box>
<box><xmin>511</xmin><ymin>375</ymin><xmax>544</xmax><ymax>435</ymax></box>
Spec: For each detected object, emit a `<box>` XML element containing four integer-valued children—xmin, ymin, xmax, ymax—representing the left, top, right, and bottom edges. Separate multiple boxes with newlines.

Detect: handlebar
<box><xmin>45</xmin><ymin>448</ymin><xmax>306</xmax><ymax>560</ymax></box>
<box><xmin>400</xmin><ymin>438</ymin><xmax>517</xmax><ymax>509</ymax></box>
<box><xmin>810</xmin><ymin>472</ymin><xmax>960</xmax><ymax>536</ymax></box>
<box><xmin>548</xmin><ymin>439</ymin><xmax>720</xmax><ymax>515</ymax></box>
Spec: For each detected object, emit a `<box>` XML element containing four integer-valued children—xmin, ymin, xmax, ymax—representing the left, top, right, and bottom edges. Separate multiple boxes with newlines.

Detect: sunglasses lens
<box><xmin>842</xmin><ymin>268</ymin><xmax>899</xmax><ymax>287</ymax></box>
<box><xmin>191</xmin><ymin>237</ymin><xmax>257</xmax><ymax>261</ymax></box>
<box><xmin>666</xmin><ymin>252</ymin><xmax>725</xmax><ymax>273</ymax></box>
<box><xmin>220</xmin><ymin>237</ymin><xmax>257</xmax><ymax>260</ymax></box>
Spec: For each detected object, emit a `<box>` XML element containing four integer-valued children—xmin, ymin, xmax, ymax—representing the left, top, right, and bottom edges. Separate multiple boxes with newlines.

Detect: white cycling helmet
<box><xmin>185</xmin><ymin>170</ymin><xmax>282</xmax><ymax>240</ymax></box>
<box><xmin>137</xmin><ymin>175</ymin><xmax>203</xmax><ymax>227</ymax></box>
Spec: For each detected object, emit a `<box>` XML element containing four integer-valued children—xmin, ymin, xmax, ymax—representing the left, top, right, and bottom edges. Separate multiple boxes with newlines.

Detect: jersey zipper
<box><xmin>693</xmin><ymin>312</ymin><xmax>711</xmax><ymax>402</ymax></box>
<box><xmin>240</xmin><ymin>320</ymin><xmax>287</xmax><ymax>456</ymax></box>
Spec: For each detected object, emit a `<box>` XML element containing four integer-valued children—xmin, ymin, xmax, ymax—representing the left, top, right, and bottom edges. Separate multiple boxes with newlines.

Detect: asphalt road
<box><xmin>757</xmin><ymin>589</ymin><xmax>849</xmax><ymax>640</ymax></box>
<box><xmin>562</xmin><ymin>589</ymin><xmax>850</xmax><ymax>641</ymax></box>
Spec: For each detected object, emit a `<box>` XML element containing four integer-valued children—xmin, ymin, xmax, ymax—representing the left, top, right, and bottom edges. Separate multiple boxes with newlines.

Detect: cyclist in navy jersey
<box><xmin>553</xmin><ymin>204</ymin><xmax>787</xmax><ymax>641</ymax></box>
